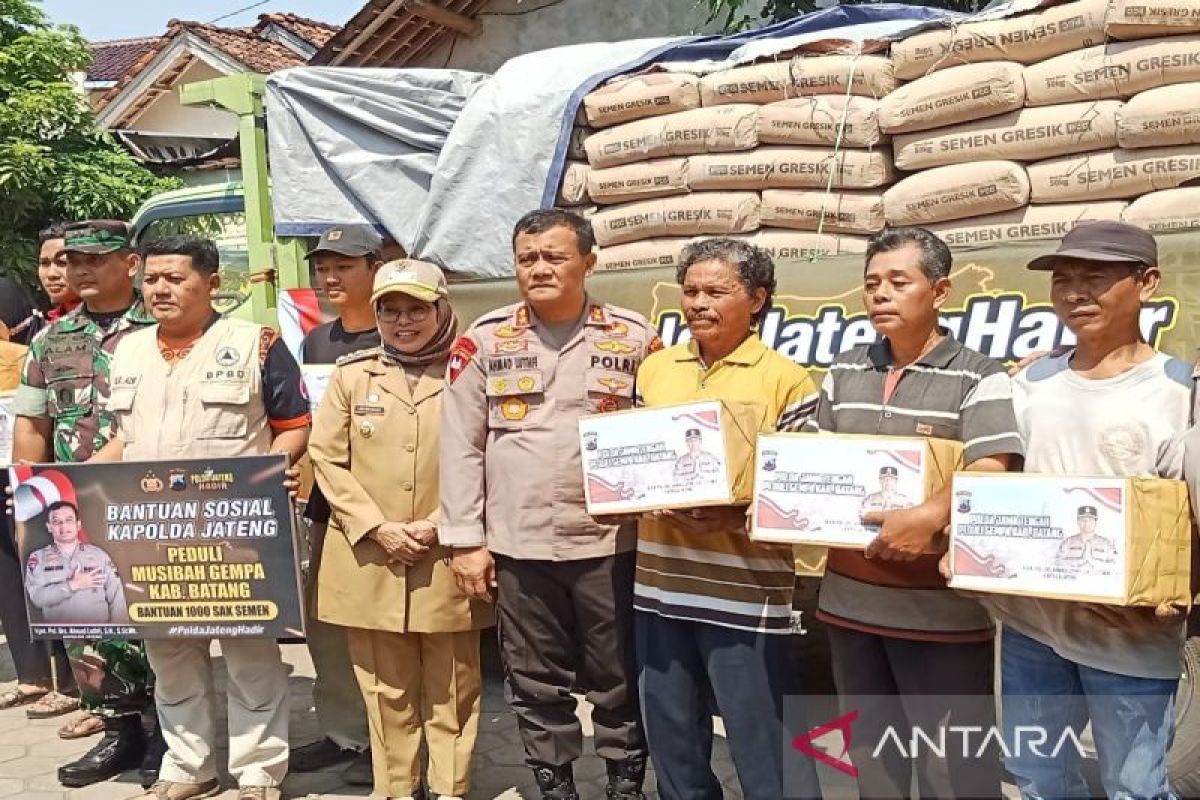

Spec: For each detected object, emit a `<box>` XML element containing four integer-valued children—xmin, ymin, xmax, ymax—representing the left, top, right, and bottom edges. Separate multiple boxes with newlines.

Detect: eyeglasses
<box><xmin>378</xmin><ymin>306</ymin><xmax>432</xmax><ymax>323</ymax></box>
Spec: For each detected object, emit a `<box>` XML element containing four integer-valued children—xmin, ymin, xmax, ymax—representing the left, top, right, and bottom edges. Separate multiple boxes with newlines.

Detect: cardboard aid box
<box><xmin>948</xmin><ymin>473</ymin><xmax>1191</xmax><ymax>606</ymax></box>
<box><xmin>578</xmin><ymin>399</ymin><xmax>762</xmax><ymax>515</ymax></box>
<box><xmin>750</xmin><ymin>433</ymin><xmax>963</xmax><ymax>548</ymax></box>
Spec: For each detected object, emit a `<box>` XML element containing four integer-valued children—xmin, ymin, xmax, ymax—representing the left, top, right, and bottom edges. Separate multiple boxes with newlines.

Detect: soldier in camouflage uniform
<box><xmin>12</xmin><ymin>220</ymin><xmax>158</xmax><ymax>789</ymax></box>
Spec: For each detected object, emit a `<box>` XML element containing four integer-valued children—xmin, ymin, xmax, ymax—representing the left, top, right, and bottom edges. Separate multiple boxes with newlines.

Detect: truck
<box><xmin>128</xmin><ymin>13</ymin><xmax>1200</xmax><ymax>792</ymax></box>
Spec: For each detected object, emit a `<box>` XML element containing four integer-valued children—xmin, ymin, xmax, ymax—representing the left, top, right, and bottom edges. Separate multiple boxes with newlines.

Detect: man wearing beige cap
<box><xmin>310</xmin><ymin>259</ymin><xmax>492</xmax><ymax>800</ymax></box>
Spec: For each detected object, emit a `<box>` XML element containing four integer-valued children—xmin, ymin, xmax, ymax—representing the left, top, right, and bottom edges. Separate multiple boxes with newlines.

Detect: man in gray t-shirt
<box><xmin>985</xmin><ymin>221</ymin><xmax>1191</xmax><ymax>800</ymax></box>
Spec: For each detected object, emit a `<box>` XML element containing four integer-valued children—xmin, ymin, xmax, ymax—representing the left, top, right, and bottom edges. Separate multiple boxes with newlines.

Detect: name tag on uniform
<box><xmin>353</xmin><ymin>405</ymin><xmax>385</xmax><ymax>416</ymax></box>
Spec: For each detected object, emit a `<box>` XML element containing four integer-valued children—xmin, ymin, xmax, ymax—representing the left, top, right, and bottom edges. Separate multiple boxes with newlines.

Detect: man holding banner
<box><xmin>12</xmin><ymin>219</ymin><xmax>158</xmax><ymax>787</ymax></box>
<box><xmin>93</xmin><ymin>234</ymin><xmax>310</xmax><ymax>800</ymax></box>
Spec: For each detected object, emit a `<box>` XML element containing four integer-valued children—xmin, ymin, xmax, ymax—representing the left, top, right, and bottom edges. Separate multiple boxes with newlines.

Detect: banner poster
<box><xmin>753</xmin><ymin>436</ymin><xmax>927</xmax><ymax>548</ymax></box>
<box><xmin>9</xmin><ymin>455</ymin><xmax>303</xmax><ymax>640</ymax></box>
<box><xmin>950</xmin><ymin>474</ymin><xmax>1128</xmax><ymax>602</ymax></box>
<box><xmin>580</xmin><ymin>400</ymin><xmax>733</xmax><ymax>514</ymax></box>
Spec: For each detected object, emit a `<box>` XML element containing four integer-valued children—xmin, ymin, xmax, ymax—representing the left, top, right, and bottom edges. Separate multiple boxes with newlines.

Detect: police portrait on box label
<box><xmin>24</xmin><ymin>499</ymin><xmax>128</xmax><ymax>626</ymax></box>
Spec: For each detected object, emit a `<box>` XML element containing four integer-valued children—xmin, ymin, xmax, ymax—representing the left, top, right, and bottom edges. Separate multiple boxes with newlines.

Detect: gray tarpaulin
<box><xmin>266</xmin><ymin>4</ymin><xmax>957</xmax><ymax>278</ymax></box>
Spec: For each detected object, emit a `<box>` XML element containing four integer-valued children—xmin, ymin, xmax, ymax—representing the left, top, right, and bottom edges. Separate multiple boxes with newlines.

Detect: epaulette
<box><xmin>335</xmin><ymin>346</ymin><xmax>382</xmax><ymax>367</ymax></box>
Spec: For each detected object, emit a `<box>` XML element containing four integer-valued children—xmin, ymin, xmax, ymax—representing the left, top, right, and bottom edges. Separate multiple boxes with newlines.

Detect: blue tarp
<box><xmin>267</xmin><ymin>4</ymin><xmax>958</xmax><ymax>277</ymax></box>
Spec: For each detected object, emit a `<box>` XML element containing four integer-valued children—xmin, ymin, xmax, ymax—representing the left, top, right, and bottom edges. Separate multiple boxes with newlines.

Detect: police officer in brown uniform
<box><xmin>439</xmin><ymin>210</ymin><xmax>656</xmax><ymax>800</ymax></box>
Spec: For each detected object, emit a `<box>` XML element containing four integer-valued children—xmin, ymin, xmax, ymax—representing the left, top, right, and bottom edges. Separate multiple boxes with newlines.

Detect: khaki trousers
<box><xmin>347</xmin><ymin>628</ymin><xmax>481</xmax><ymax>797</ymax></box>
<box><xmin>147</xmin><ymin>638</ymin><xmax>289</xmax><ymax>788</ymax></box>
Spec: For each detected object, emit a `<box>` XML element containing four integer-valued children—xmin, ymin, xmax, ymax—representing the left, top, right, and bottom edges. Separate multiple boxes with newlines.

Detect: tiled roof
<box><xmin>254</xmin><ymin>12</ymin><xmax>339</xmax><ymax>48</ymax></box>
<box><xmin>312</xmin><ymin>0</ymin><xmax>488</xmax><ymax>67</ymax></box>
<box><xmin>87</xmin><ymin>36</ymin><xmax>161</xmax><ymax>82</ymax></box>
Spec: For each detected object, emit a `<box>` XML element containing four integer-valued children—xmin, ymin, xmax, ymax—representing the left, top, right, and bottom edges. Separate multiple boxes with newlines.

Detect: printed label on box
<box><xmin>753</xmin><ymin>436</ymin><xmax>926</xmax><ymax>547</ymax></box>
<box><xmin>580</xmin><ymin>400</ymin><xmax>732</xmax><ymax>513</ymax></box>
<box><xmin>950</xmin><ymin>475</ymin><xmax>1128</xmax><ymax>601</ymax></box>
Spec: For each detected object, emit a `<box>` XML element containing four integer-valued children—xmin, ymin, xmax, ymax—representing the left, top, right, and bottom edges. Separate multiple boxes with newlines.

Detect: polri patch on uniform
<box><xmin>448</xmin><ymin>336</ymin><xmax>478</xmax><ymax>384</ymax></box>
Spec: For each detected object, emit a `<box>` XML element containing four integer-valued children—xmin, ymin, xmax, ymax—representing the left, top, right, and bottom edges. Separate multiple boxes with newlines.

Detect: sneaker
<box><xmin>237</xmin><ymin>788</ymin><xmax>281</xmax><ymax>800</ymax></box>
<box><xmin>126</xmin><ymin>779</ymin><xmax>221</xmax><ymax>800</ymax></box>
<box><xmin>289</xmin><ymin>736</ymin><xmax>355</xmax><ymax>771</ymax></box>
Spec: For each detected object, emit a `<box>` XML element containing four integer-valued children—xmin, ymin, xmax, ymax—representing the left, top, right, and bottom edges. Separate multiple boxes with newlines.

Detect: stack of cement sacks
<box><xmin>567</xmin><ymin>0</ymin><xmax>1200</xmax><ymax>271</ymax></box>
<box><xmin>570</xmin><ymin>59</ymin><xmax>897</xmax><ymax>271</ymax></box>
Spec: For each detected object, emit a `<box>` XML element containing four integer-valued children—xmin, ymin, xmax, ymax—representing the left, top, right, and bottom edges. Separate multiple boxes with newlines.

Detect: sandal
<box><xmin>58</xmin><ymin>710</ymin><xmax>104</xmax><ymax>739</ymax></box>
<box><xmin>0</xmin><ymin>686</ymin><xmax>47</xmax><ymax>709</ymax></box>
<box><xmin>25</xmin><ymin>690</ymin><xmax>80</xmax><ymax>719</ymax></box>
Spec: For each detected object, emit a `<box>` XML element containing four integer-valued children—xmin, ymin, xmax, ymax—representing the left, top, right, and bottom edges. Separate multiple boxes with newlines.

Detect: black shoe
<box><xmin>532</xmin><ymin>762</ymin><xmax>579</xmax><ymax>800</ymax></box>
<box><xmin>57</xmin><ymin>714</ymin><xmax>146</xmax><ymax>788</ymax></box>
<box><xmin>139</xmin><ymin>718</ymin><xmax>168</xmax><ymax>788</ymax></box>
<box><xmin>341</xmin><ymin>747</ymin><xmax>373</xmax><ymax>786</ymax></box>
<box><xmin>289</xmin><ymin>737</ymin><xmax>356</xmax><ymax>772</ymax></box>
<box><xmin>605</xmin><ymin>758</ymin><xmax>647</xmax><ymax>800</ymax></box>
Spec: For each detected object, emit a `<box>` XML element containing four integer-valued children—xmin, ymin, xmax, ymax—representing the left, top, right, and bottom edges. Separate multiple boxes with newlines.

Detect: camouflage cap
<box><xmin>62</xmin><ymin>220</ymin><xmax>132</xmax><ymax>255</ymax></box>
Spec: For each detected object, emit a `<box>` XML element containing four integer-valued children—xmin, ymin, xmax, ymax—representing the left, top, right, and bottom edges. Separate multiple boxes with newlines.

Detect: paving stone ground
<box><xmin>0</xmin><ymin>634</ymin><xmax>866</xmax><ymax>799</ymax></box>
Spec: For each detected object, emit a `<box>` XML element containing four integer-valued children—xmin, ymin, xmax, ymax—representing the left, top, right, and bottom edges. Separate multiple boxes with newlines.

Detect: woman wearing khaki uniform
<box><xmin>308</xmin><ymin>260</ymin><xmax>492</xmax><ymax>800</ymax></box>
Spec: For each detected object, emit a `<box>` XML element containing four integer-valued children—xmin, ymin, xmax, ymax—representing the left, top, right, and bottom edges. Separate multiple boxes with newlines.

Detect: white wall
<box><xmin>418</xmin><ymin>0</ymin><xmax>764</xmax><ymax>72</ymax></box>
<box><xmin>124</xmin><ymin>58</ymin><xmax>237</xmax><ymax>137</ymax></box>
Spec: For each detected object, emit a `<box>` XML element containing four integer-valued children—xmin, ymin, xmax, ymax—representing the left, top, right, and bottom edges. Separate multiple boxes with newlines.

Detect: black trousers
<box><xmin>827</xmin><ymin>625</ymin><xmax>1002</xmax><ymax>800</ymax></box>
<box><xmin>494</xmin><ymin>551</ymin><xmax>646</xmax><ymax>768</ymax></box>
<box><xmin>0</xmin><ymin>473</ymin><xmax>71</xmax><ymax>688</ymax></box>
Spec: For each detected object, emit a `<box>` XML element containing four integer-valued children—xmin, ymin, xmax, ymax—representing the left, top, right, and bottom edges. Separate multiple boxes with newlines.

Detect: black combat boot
<box><xmin>605</xmin><ymin>758</ymin><xmax>647</xmax><ymax>800</ymax></box>
<box><xmin>532</xmin><ymin>762</ymin><xmax>580</xmax><ymax>800</ymax></box>
<box><xmin>58</xmin><ymin>713</ymin><xmax>147</xmax><ymax>787</ymax></box>
<box><xmin>139</xmin><ymin>714</ymin><xmax>168</xmax><ymax>787</ymax></box>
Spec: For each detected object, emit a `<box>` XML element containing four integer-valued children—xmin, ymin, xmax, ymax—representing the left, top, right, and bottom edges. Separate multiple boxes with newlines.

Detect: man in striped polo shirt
<box><xmin>805</xmin><ymin>227</ymin><xmax>1024</xmax><ymax>798</ymax></box>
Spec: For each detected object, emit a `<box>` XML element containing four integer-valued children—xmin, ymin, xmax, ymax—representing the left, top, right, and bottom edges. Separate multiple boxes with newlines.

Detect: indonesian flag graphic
<box><xmin>276</xmin><ymin>288</ymin><xmax>329</xmax><ymax>363</ymax></box>
<box><xmin>756</xmin><ymin>497</ymin><xmax>811</xmax><ymax>530</ymax></box>
<box><xmin>10</xmin><ymin>466</ymin><xmax>89</xmax><ymax>543</ymax></box>
<box><xmin>952</xmin><ymin>541</ymin><xmax>1009</xmax><ymax>578</ymax></box>
<box><xmin>671</xmin><ymin>409</ymin><xmax>720</xmax><ymax>431</ymax></box>
<box><xmin>588</xmin><ymin>475</ymin><xmax>633</xmax><ymax>503</ymax></box>
<box><xmin>1063</xmin><ymin>486</ymin><xmax>1123</xmax><ymax>512</ymax></box>
<box><xmin>866</xmin><ymin>448</ymin><xmax>923</xmax><ymax>473</ymax></box>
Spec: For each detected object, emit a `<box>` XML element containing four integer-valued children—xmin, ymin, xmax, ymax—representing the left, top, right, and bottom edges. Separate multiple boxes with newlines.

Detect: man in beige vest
<box><xmin>94</xmin><ymin>235</ymin><xmax>311</xmax><ymax>800</ymax></box>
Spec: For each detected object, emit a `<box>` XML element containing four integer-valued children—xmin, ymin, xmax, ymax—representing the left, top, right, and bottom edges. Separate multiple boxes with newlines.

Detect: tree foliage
<box><xmin>0</xmin><ymin>0</ymin><xmax>177</xmax><ymax>291</ymax></box>
<box><xmin>699</xmin><ymin>0</ymin><xmax>989</xmax><ymax>32</ymax></box>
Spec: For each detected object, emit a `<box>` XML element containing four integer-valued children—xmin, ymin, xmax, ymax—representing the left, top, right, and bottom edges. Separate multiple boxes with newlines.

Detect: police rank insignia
<box><xmin>494</xmin><ymin>339</ymin><xmax>529</xmax><ymax>354</ymax></box>
<box><xmin>500</xmin><ymin>396</ymin><xmax>528</xmax><ymax>421</ymax></box>
<box><xmin>492</xmin><ymin>378</ymin><xmax>510</xmax><ymax>394</ymax></box>
<box><xmin>517</xmin><ymin>376</ymin><xmax>536</xmax><ymax>393</ymax></box>
<box><xmin>494</xmin><ymin>324</ymin><xmax>525</xmax><ymax>339</ymax></box>
<box><xmin>605</xmin><ymin>321</ymin><xmax>629</xmax><ymax>338</ymax></box>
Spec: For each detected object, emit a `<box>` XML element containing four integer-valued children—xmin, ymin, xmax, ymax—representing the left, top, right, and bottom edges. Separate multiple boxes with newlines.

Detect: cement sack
<box><xmin>893</xmin><ymin>101</ymin><xmax>1121</xmax><ymax>170</ymax></box>
<box><xmin>556</xmin><ymin>162</ymin><xmax>590</xmax><ymax>206</ymax></box>
<box><xmin>698</xmin><ymin>55</ymin><xmax>897</xmax><ymax>107</ymax></box>
<box><xmin>1117</xmin><ymin>83</ymin><xmax>1200</xmax><ymax>147</ymax></box>
<box><xmin>1027</xmin><ymin>145</ymin><xmax>1200</xmax><ymax>201</ymax></box>
<box><xmin>568</xmin><ymin>126</ymin><xmax>590</xmax><ymax>161</ymax></box>
<box><xmin>883</xmin><ymin>160</ymin><xmax>1030</xmax><ymax>225</ymax></box>
<box><xmin>688</xmin><ymin>147</ymin><xmax>894</xmax><ymax>191</ymax></box>
<box><xmin>1107</xmin><ymin>0</ymin><xmax>1200</xmax><ymax>40</ymax></box>
<box><xmin>890</xmin><ymin>0</ymin><xmax>1109</xmax><ymax>81</ymax></box>
<box><xmin>1122</xmin><ymin>187</ymin><xmax>1200</xmax><ymax>231</ymax></box>
<box><xmin>927</xmin><ymin>202</ymin><xmax>1128</xmax><ymax>247</ymax></box>
<box><xmin>584</xmin><ymin>105</ymin><xmax>759</xmax><ymax>169</ymax></box>
<box><xmin>877</xmin><ymin>62</ymin><xmax>1026</xmax><ymax>135</ymax></box>
<box><xmin>760</xmin><ymin>189</ymin><xmax>885</xmax><ymax>234</ymax></box>
<box><xmin>595</xmin><ymin>238</ymin><xmax>690</xmax><ymax>271</ymax></box>
<box><xmin>758</xmin><ymin>96</ymin><xmax>883</xmax><ymax>148</ymax></box>
<box><xmin>745</xmin><ymin>230</ymin><xmax>869</xmax><ymax>265</ymax></box>
<box><xmin>591</xmin><ymin>192</ymin><xmax>761</xmax><ymax>247</ymax></box>
<box><xmin>586</xmin><ymin>158</ymin><xmax>690</xmax><ymax>205</ymax></box>
<box><xmin>583</xmin><ymin>72</ymin><xmax>702</xmax><ymax>128</ymax></box>
<box><xmin>1023</xmin><ymin>35</ymin><xmax>1200</xmax><ymax>106</ymax></box>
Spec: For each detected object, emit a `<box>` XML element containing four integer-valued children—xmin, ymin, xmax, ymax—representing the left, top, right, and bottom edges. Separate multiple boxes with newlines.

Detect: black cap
<box><xmin>879</xmin><ymin>466</ymin><xmax>898</xmax><ymax>477</ymax></box>
<box><xmin>1078</xmin><ymin>505</ymin><xmax>1098</xmax><ymax>518</ymax></box>
<box><xmin>1027</xmin><ymin>221</ymin><xmax>1156</xmax><ymax>271</ymax></box>
<box><xmin>685</xmin><ymin>428</ymin><xmax>701</xmax><ymax>438</ymax></box>
<box><xmin>306</xmin><ymin>225</ymin><xmax>382</xmax><ymax>260</ymax></box>
<box><xmin>62</xmin><ymin>220</ymin><xmax>132</xmax><ymax>254</ymax></box>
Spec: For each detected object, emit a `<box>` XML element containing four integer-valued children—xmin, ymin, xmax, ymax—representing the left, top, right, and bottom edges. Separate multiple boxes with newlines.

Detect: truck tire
<box><xmin>1170</xmin><ymin>636</ymin><xmax>1200</xmax><ymax>796</ymax></box>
